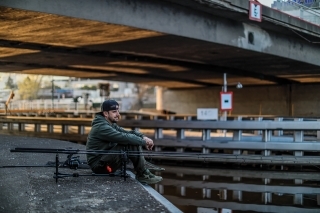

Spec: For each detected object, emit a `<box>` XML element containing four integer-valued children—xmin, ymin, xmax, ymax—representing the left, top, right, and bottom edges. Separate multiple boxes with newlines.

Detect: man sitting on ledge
<box><xmin>86</xmin><ymin>99</ymin><xmax>162</xmax><ymax>184</ymax></box>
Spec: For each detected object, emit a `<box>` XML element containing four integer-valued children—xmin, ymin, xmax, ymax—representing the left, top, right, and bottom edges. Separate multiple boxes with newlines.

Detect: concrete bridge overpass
<box><xmin>1</xmin><ymin>0</ymin><xmax>320</xmax><ymax>115</ymax></box>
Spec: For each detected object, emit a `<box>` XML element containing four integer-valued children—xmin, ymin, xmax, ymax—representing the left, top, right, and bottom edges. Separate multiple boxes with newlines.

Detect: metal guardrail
<box><xmin>0</xmin><ymin>116</ymin><xmax>320</xmax><ymax>165</ymax></box>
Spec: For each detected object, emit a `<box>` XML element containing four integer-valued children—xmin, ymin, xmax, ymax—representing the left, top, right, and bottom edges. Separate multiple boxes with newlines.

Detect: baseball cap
<box><xmin>101</xmin><ymin>99</ymin><xmax>119</xmax><ymax>112</ymax></box>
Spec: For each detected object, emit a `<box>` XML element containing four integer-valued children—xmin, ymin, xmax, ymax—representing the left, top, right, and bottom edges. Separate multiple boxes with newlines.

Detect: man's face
<box><xmin>103</xmin><ymin>109</ymin><xmax>120</xmax><ymax>123</ymax></box>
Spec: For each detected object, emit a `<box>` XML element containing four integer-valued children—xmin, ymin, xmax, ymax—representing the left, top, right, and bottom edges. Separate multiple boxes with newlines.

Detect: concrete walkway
<box><xmin>0</xmin><ymin>135</ymin><xmax>182</xmax><ymax>213</ymax></box>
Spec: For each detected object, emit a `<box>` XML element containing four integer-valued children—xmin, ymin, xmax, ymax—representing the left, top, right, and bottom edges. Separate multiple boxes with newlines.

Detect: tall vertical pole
<box><xmin>51</xmin><ymin>79</ymin><xmax>54</xmax><ymax>109</ymax></box>
<box><xmin>223</xmin><ymin>73</ymin><xmax>227</xmax><ymax>136</ymax></box>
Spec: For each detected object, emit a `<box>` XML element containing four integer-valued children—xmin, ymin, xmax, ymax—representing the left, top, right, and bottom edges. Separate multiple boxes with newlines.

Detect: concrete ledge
<box><xmin>128</xmin><ymin>171</ymin><xmax>183</xmax><ymax>213</ymax></box>
<box><xmin>0</xmin><ymin>135</ymin><xmax>178</xmax><ymax>213</ymax></box>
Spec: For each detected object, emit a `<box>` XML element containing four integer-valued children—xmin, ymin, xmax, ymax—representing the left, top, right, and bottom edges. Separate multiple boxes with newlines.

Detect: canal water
<box><xmin>150</xmin><ymin>164</ymin><xmax>320</xmax><ymax>213</ymax></box>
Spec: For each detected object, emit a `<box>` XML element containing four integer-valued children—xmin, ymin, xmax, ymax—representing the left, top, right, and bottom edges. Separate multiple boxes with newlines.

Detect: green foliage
<box><xmin>17</xmin><ymin>75</ymin><xmax>43</xmax><ymax>100</ymax></box>
<box><xmin>81</xmin><ymin>85</ymin><xmax>97</xmax><ymax>90</ymax></box>
<box><xmin>42</xmin><ymin>80</ymin><xmax>61</xmax><ymax>89</ymax></box>
<box><xmin>4</xmin><ymin>76</ymin><xmax>16</xmax><ymax>89</ymax></box>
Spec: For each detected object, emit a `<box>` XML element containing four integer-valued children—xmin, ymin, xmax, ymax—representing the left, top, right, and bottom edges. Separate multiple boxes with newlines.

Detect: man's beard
<box><xmin>111</xmin><ymin>117</ymin><xmax>119</xmax><ymax>123</ymax></box>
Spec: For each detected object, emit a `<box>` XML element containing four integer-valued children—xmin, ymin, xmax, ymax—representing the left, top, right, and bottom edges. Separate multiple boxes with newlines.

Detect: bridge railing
<box><xmin>1</xmin><ymin>116</ymin><xmax>320</xmax><ymax>165</ymax></box>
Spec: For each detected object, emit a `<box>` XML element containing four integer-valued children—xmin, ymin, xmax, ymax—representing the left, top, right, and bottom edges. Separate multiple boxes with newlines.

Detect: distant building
<box><xmin>271</xmin><ymin>0</ymin><xmax>320</xmax><ymax>9</ymax></box>
<box><xmin>0</xmin><ymin>75</ymin><xmax>156</xmax><ymax>111</ymax></box>
<box><xmin>271</xmin><ymin>0</ymin><xmax>320</xmax><ymax>25</ymax></box>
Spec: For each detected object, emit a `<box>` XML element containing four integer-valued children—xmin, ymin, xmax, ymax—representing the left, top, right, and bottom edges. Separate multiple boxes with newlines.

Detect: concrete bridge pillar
<box><xmin>156</xmin><ymin>86</ymin><xmax>163</xmax><ymax>111</ymax></box>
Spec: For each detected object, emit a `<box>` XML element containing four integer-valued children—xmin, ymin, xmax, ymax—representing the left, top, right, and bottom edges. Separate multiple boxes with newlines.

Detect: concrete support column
<box><xmin>219</xmin><ymin>189</ymin><xmax>227</xmax><ymax>200</ymax></box>
<box><xmin>47</xmin><ymin>124</ymin><xmax>53</xmax><ymax>133</ymax></box>
<box><xmin>202</xmin><ymin>129</ymin><xmax>211</xmax><ymax>141</ymax></box>
<box><xmin>18</xmin><ymin>123</ymin><xmax>25</xmax><ymax>131</ymax></box>
<box><xmin>177</xmin><ymin>129</ymin><xmax>185</xmax><ymax>139</ymax></box>
<box><xmin>154</xmin><ymin>128</ymin><xmax>163</xmax><ymax>139</ymax></box>
<box><xmin>294</xmin><ymin>194</ymin><xmax>303</xmax><ymax>205</ymax></box>
<box><xmin>176</xmin><ymin>173</ymin><xmax>185</xmax><ymax>196</ymax></box>
<box><xmin>262</xmin><ymin>130</ymin><xmax>271</xmax><ymax>156</ymax></box>
<box><xmin>62</xmin><ymin>125</ymin><xmax>68</xmax><ymax>134</ymax></box>
<box><xmin>203</xmin><ymin>175</ymin><xmax>209</xmax><ymax>181</ymax></box>
<box><xmin>254</xmin><ymin>117</ymin><xmax>263</xmax><ymax>135</ymax></box>
<box><xmin>233</xmin><ymin>116</ymin><xmax>242</xmax><ymax>155</ymax></box>
<box><xmin>203</xmin><ymin>188</ymin><xmax>211</xmax><ymax>198</ymax></box>
<box><xmin>262</xmin><ymin>178</ymin><xmax>271</xmax><ymax>204</ymax></box>
<box><xmin>8</xmin><ymin>123</ymin><xmax>13</xmax><ymax>131</ymax></box>
<box><xmin>262</xmin><ymin>192</ymin><xmax>272</xmax><ymax>204</ymax></box>
<box><xmin>180</xmin><ymin>186</ymin><xmax>186</xmax><ymax>196</ymax></box>
<box><xmin>263</xmin><ymin>178</ymin><xmax>271</xmax><ymax>184</ymax></box>
<box><xmin>294</xmin><ymin>118</ymin><xmax>304</xmax><ymax>157</ymax></box>
<box><xmin>233</xmin><ymin>190</ymin><xmax>242</xmax><ymax>201</ymax></box>
<box><xmin>78</xmin><ymin>125</ymin><xmax>85</xmax><ymax>135</ymax></box>
<box><xmin>202</xmin><ymin>129</ymin><xmax>211</xmax><ymax>154</ymax></box>
<box><xmin>202</xmin><ymin>147</ymin><xmax>210</xmax><ymax>154</ymax></box>
<box><xmin>134</xmin><ymin>115</ymin><xmax>142</xmax><ymax>120</ymax></box>
<box><xmin>274</xmin><ymin>117</ymin><xmax>283</xmax><ymax>136</ymax></box>
<box><xmin>233</xmin><ymin>177</ymin><xmax>242</xmax><ymax>201</ymax></box>
<box><xmin>35</xmin><ymin>124</ymin><xmax>41</xmax><ymax>132</ymax></box>
<box><xmin>176</xmin><ymin>147</ymin><xmax>184</xmax><ymax>152</ymax></box>
<box><xmin>317</xmin><ymin>119</ymin><xmax>320</xmax><ymax>140</ymax></box>
<box><xmin>157</xmin><ymin>184</ymin><xmax>164</xmax><ymax>194</ymax></box>
<box><xmin>156</xmin><ymin>86</ymin><xmax>163</xmax><ymax>111</ymax></box>
<box><xmin>155</xmin><ymin>146</ymin><xmax>162</xmax><ymax>152</ymax></box>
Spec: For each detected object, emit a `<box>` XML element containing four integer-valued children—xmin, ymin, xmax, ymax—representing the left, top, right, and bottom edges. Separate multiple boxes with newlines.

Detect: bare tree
<box><xmin>130</xmin><ymin>84</ymin><xmax>152</xmax><ymax>110</ymax></box>
<box><xmin>4</xmin><ymin>75</ymin><xmax>17</xmax><ymax>89</ymax></box>
<box><xmin>17</xmin><ymin>75</ymin><xmax>43</xmax><ymax>100</ymax></box>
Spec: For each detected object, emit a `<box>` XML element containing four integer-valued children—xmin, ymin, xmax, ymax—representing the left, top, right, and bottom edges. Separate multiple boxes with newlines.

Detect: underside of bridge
<box><xmin>1</xmin><ymin>0</ymin><xmax>320</xmax><ymax>89</ymax></box>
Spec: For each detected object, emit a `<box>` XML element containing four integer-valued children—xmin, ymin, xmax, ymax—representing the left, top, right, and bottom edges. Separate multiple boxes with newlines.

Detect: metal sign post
<box><xmin>220</xmin><ymin>73</ymin><xmax>232</xmax><ymax>136</ymax></box>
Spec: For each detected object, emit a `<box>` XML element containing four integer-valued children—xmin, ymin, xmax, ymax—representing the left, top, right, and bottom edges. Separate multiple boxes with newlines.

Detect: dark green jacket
<box><xmin>86</xmin><ymin>113</ymin><xmax>146</xmax><ymax>166</ymax></box>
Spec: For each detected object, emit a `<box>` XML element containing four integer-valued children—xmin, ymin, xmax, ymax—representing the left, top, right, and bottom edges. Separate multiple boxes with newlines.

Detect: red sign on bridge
<box><xmin>249</xmin><ymin>0</ymin><xmax>262</xmax><ymax>22</ymax></box>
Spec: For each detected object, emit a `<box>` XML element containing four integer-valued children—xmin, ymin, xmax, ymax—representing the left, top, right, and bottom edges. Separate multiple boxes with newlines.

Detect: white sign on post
<box><xmin>197</xmin><ymin>108</ymin><xmax>218</xmax><ymax>120</ymax></box>
<box><xmin>220</xmin><ymin>92</ymin><xmax>233</xmax><ymax>111</ymax></box>
<box><xmin>249</xmin><ymin>0</ymin><xmax>262</xmax><ymax>22</ymax></box>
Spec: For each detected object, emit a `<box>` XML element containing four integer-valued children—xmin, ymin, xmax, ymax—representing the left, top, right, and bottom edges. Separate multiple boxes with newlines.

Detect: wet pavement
<box><xmin>0</xmin><ymin>135</ymin><xmax>181</xmax><ymax>213</ymax></box>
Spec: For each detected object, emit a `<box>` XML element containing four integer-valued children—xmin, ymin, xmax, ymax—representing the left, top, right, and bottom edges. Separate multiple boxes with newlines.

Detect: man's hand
<box><xmin>143</xmin><ymin>136</ymin><xmax>154</xmax><ymax>151</ymax></box>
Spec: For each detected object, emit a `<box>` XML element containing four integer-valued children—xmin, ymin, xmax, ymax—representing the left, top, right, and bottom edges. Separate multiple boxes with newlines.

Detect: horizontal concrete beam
<box><xmin>119</xmin><ymin>120</ymin><xmax>320</xmax><ymax>130</ymax></box>
<box><xmin>161</xmin><ymin>178</ymin><xmax>320</xmax><ymax>194</ymax></box>
<box><xmin>1</xmin><ymin>0</ymin><xmax>320</xmax><ymax>66</ymax></box>
<box><xmin>163</xmin><ymin>166</ymin><xmax>320</xmax><ymax>180</ymax></box>
<box><xmin>150</xmin><ymin>154</ymin><xmax>320</xmax><ymax>165</ymax></box>
<box><xmin>0</xmin><ymin>39</ymin><xmax>294</xmax><ymax>85</ymax></box>
<box><xmin>165</xmin><ymin>195</ymin><xmax>317</xmax><ymax>213</ymax></box>
<box><xmin>155</xmin><ymin>139</ymin><xmax>320</xmax><ymax>151</ymax></box>
<box><xmin>2</xmin><ymin>117</ymin><xmax>320</xmax><ymax>130</ymax></box>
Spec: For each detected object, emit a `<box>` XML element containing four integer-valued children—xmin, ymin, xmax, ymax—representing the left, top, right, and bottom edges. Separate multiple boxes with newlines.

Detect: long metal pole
<box><xmin>51</xmin><ymin>79</ymin><xmax>54</xmax><ymax>109</ymax></box>
<box><xmin>223</xmin><ymin>73</ymin><xmax>227</xmax><ymax>137</ymax></box>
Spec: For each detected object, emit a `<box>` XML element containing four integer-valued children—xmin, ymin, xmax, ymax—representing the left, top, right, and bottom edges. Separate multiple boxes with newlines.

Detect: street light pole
<box><xmin>51</xmin><ymin>79</ymin><xmax>54</xmax><ymax>109</ymax></box>
<box><xmin>222</xmin><ymin>73</ymin><xmax>227</xmax><ymax>137</ymax></box>
<box><xmin>223</xmin><ymin>73</ymin><xmax>227</xmax><ymax>121</ymax></box>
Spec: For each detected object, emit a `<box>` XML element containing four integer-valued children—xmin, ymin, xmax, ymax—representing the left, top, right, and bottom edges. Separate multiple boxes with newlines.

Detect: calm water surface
<box><xmin>151</xmin><ymin>165</ymin><xmax>320</xmax><ymax>213</ymax></box>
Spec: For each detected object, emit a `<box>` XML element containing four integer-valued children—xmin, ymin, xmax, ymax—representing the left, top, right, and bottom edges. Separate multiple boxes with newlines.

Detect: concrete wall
<box><xmin>163</xmin><ymin>84</ymin><xmax>320</xmax><ymax>117</ymax></box>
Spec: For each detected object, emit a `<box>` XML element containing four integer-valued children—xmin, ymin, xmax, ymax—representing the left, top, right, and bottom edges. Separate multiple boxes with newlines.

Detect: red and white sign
<box><xmin>220</xmin><ymin>92</ymin><xmax>233</xmax><ymax>111</ymax></box>
<box><xmin>249</xmin><ymin>0</ymin><xmax>262</xmax><ymax>22</ymax></box>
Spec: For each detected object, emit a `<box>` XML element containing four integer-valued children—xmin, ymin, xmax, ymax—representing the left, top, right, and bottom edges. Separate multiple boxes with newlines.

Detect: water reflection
<box><xmin>151</xmin><ymin>166</ymin><xmax>320</xmax><ymax>213</ymax></box>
